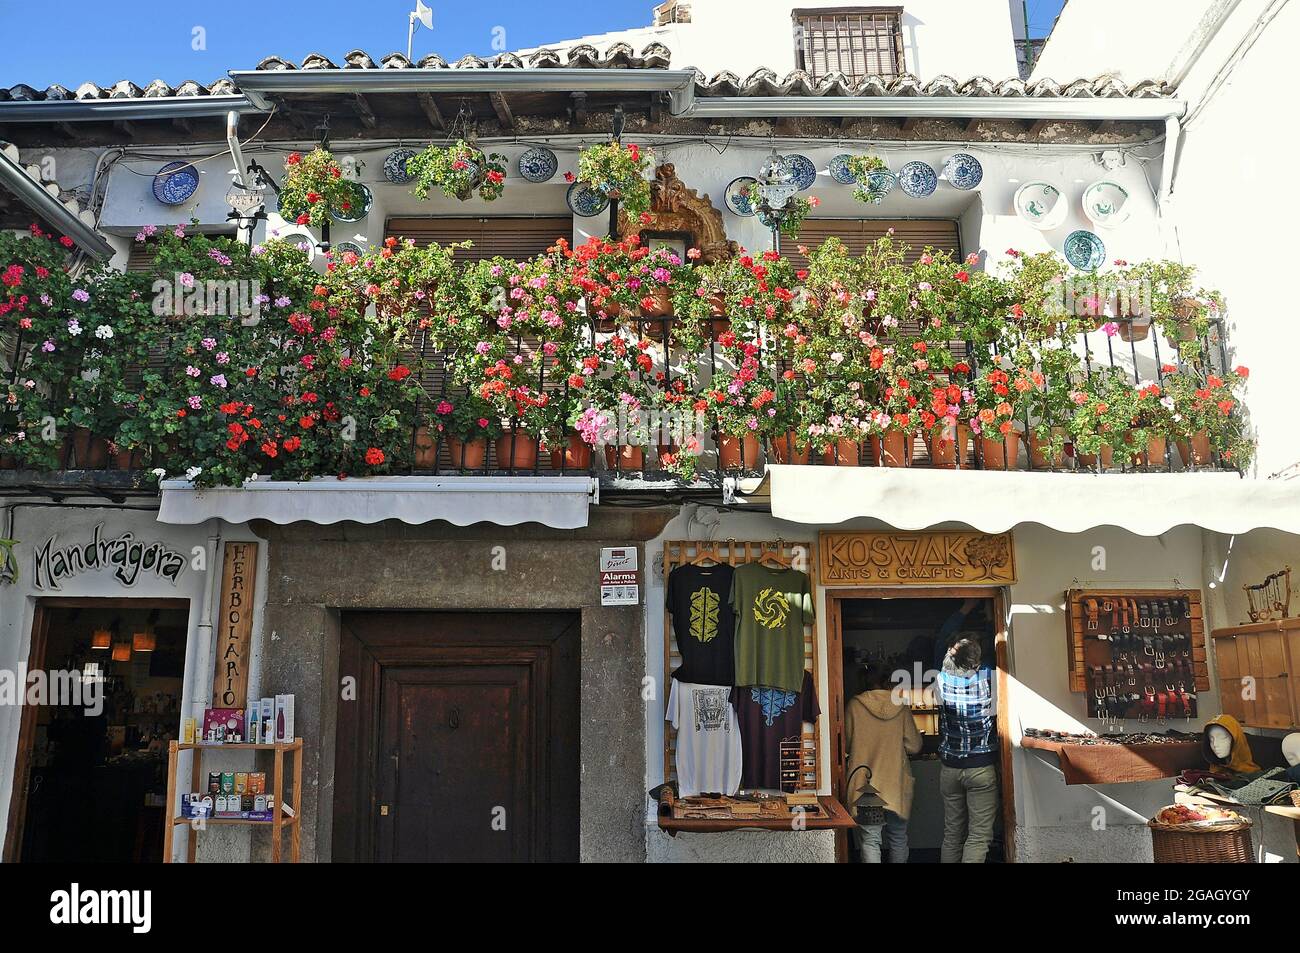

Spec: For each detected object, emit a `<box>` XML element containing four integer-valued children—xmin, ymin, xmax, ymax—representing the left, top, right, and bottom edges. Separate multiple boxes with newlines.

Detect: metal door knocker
<box><xmin>448</xmin><ymin>707</ymin><xmax>461</xmax><ymax>730</ymax></box>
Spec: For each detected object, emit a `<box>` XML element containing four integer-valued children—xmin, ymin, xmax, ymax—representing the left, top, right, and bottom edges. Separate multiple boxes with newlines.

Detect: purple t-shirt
<box><xmin>729</xmin><ymin>671</ymin><xmax>819</xmax><ymax>790</ymax></box>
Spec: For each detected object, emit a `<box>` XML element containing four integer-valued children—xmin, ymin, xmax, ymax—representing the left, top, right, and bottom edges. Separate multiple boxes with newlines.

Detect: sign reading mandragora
<box><xmin>32</xmin><ymin>524</ymin><xmax>187</xmax><ymax>590</ymax></box>
<box><xmin>819</xmin><ymin>532</ymin><xmax>1016</xmax><ymax>586</ymax></box>
<box><xmin>213</xmin><ymin>541</ymin><xmax>257</xmax><ymax>709</ymax></box>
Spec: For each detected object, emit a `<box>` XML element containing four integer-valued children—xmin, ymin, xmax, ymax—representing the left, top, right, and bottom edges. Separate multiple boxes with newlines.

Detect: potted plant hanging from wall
<box><xmin>846</xmin><ymin>154</ymin><xmax>891</xmax><ymax>205</ymax></box>
<box><xmin>279</xmin><ymin>148</ymin><xmax>366</xmax><ymax>228</ymax></box>
<box><xmin>576</xmin><ymin>141</ymin><xmax>651</xmax><ymax>217</ymax></box>
<box><xmin>406</xmin><ymin>139</ymin><xmax>507</xmax><ymax>202</ymax></box>
<box><xmin>742</xmin><ymin>154</ymin><xmax>820</xmax><ymax>239</ymax></box>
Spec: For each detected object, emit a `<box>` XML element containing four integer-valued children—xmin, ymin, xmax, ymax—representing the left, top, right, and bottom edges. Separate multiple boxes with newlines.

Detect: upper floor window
<box><xmin>793</xmin><ymin>6</ymin><xmax>905</xmax><ymax>81</ymax></box>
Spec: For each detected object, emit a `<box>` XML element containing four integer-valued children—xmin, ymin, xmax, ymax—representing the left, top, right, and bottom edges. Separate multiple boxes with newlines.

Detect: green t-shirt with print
<box><xmin>730</xmin><ymin>563</ymin><xmax>814</xmax><ymax>692</ymax></box>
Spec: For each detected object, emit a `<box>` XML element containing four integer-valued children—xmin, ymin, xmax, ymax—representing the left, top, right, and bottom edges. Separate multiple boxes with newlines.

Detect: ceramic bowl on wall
<box><xmin>1013</xmin><ymin>181</ymin><xmax>1067</xmax><ymax>230</ymax></box>
<box><xmin>828</xmin><ymin>154</ymin><xmax>856</xmax><ymax>185</ymax></box>
<box><xmin>897</xmin><ymin>160</ymin><xmax>938</xmax><ymax>198</ymax></box>
<box><xmin>566</xmin><ymin>181</ymin><xmax>609</xmax><ymax>217</ymax></box>
<box><xmin>782</xmin><ymin>154</ymin><xmax>817</xmax><ymax>191</ymax></box>
<box><xmin>330</xmin><ymin>183</ymin><xmax>373</xmax><ymax>223</ymax></box>
<box><xmin>517</xmin><ymin>147</ymin><xmax>559</xmax><ymax>183</ymax></box>
<box><xmin>1063</xmin><ymin>229</ymin><xmax>1106</xmax><ymax>272</ymax></box>
<box><xmin>1082</xmin><ymin>179</ymin><xmax>1132</xmax><ymax>228</ymax></box>
<box><xmin>152</xmin><ymin>161</ymin><xmax>200</xmax><ymax>205</ymax></box>
<box><xmin>724</xmin><ymin>176</ymin><xmax>758</xmax><ymax>216</ymax></box>
<box><xmin>383</xmin><ymin>148</ymin><xmax>418</xmax><ymax>184</ymax></box>
<box><xmin>941</xmin><ymin>153</ymin><xmax>983</xmax><ymax>190</ymax></box>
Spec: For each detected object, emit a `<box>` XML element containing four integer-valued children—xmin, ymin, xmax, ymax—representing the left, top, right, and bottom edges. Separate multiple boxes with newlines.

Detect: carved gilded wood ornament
<box><xmin>617</xmin><ymin>163</ymin><xmax>738</xmax><ymax>263</ymax></box>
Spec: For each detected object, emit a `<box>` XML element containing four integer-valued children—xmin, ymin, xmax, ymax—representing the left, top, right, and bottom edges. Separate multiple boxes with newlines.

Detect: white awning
<box><xmin>157</xmin><ymin>476</ymin><xmax>597</xmax><ymax>529</ymax></box>
<box><xmin>738</xmin><ymin>467</ymin><xmax>1300</xmax><ymax>536</ymax></box>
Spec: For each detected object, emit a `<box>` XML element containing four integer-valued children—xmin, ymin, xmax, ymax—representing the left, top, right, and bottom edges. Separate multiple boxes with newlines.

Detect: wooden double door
<box><xmin>333</xmin><ymin>612</ymin><xmax>580</xmax><ymax>862</ymax></box>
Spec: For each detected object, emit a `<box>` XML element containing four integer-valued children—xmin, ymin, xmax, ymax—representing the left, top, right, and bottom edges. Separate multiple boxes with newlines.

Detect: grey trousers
<box><xmin>939</xmin><ymin>763</ymin><xmax>999</xmax><ymax>863</ymax></box>
<box><xmin>855</xmin><ymin>809</ymin><xmax>909</xmax><ymax>863</ymax></box>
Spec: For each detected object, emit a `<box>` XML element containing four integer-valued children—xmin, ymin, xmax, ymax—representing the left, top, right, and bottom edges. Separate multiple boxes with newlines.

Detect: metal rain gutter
<box><xmin>0</xmin><ymin>93</ymin><xmax>260</xmax><ymax>123</ymax></box>
<box><xmin>0</xmin><ymin>149</ymin><xmax>113</xmax><ymax>259</ymax></box>
<box><xmin>681</xmin><ymin>95</ymin><xmax>1187</xmax><ymax>122</ymax></box>
<box><xmin>227</xmin><ymin>68</ymin><xmax>700</xmax><ymax>114</ymax></box>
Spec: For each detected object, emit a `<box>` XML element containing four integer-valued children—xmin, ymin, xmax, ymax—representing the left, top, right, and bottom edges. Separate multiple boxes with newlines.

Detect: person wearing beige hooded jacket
<box><xmin>845</xmin><ymin>664</ymin><xmax>923</xmax><ymax>863</ymax></box>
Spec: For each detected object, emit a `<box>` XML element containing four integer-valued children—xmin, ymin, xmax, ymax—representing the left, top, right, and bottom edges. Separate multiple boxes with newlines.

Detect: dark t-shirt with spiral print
<box><xmin>730</xmin><ymin>563</ymin><xmax>814</xmax><ymax>692</ymax></box>
<box><xmin>666</xmin><ymin>564</ymin><xmax>735</xmax><ymax>686</ymax></box>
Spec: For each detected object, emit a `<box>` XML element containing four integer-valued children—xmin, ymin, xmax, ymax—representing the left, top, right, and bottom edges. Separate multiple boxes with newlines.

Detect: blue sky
<box><xmin>0</xmin><ymin>0</ymin><xmax>1066</xmax><ymax>89</ymax></box>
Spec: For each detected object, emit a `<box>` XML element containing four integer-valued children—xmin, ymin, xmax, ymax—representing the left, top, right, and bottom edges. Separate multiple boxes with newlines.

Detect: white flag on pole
<box><xmin>414</xmin><ymin>0</ymin><xmax>434</xmax><ymax>29</ymax></box>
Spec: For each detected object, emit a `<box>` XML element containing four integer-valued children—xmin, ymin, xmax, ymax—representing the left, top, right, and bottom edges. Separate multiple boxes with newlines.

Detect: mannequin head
<box><xmin>1206</xmin><ymin>723</ymin><xmax>1233</xmax><ymax>760</ymax></box>
<box><xmin>1282</xmin><ymin>732</ymin><xmax>1300</xmax><ymax>768</ymax></box>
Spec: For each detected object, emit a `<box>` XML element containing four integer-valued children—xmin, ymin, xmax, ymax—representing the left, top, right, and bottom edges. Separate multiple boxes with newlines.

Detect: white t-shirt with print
<box><xmin>667</xmin><ymin>678</ymin><xmax>743</xmax><ymax>797</ymax></box>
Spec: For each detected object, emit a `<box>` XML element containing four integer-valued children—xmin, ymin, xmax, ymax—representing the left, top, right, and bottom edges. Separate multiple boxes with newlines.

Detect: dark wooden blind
<box><xmin>385</xmin><ymin>217</ymin><xmax>572</xmax><ymax>261</ymax></box>
<box><xmin>793</xmin><ymin>7</ymin><xmax>905</xmax><ymax>81</ymax></box>
<box><xmin>783</xmin><ymin>218</ymin><xmax>960</xmax><ymax>271</ymax></box>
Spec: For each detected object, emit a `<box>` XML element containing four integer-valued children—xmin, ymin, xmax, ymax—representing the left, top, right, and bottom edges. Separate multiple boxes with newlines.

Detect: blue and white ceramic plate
<box><xmin>897</xmin><ymin>160</ymin><xmax>938</xmax><ymax>198</ymax></box>
<box><xmin>566</xmin><ymin>181</ymin><xmax>609</xmax><ymax>217</ymax></box>
<box><xmin>383</xmin><ymin>148</ymin><xmax>417</xmax><ymax>184</ymax></box>
<box><xmin>1082</xmin><ymin>179</ymin><xmax>1132</xmax><ymax>228</ymax></box>
<box><xmin>860</xmin><ymin>168</ymin><xmax>897</xmax><ymax>204</ymax></box>
<box><xmin>724</xmin><ymin>176</ymin><xmax>758</xmax><ymax>216</ymax></box>
<box><xmin>330</xmin><ymin>183</ymin><xmax>373</xmax><ymax>223</ymax></box>
<box><xmin>333</xmin><ymin>240</ymin><xmax>365</xmax><ymax>258</ymax></box>
<box><xmin>941</xmin><ymin>152</ymin><xmax>983</xmax><ymax>190</ymax></box>
<box><xmin>1063</xmin><ymin>230</ymin><xmax>1106</xmax><ymax>271</ymax></box>
<box><xmin>1014</xmin><ymin>181</ymin><xmax>1066</xmax><ymax>230</ymax></box>
<box><xmin>828</xmin><ymin>154</ymin><xmax>856</xmax><ymax>186</ymax></box>
<box><xmin>517</xmin><ymin>147</ymin><xmax>558</xmax><ymax>183</ymax></box>
<box><xmin>152</xmin><ymin>161</ymin><xmax>200</xmax><ymax>205</ymax></box>
<box><xmin>782</xmin><ymin>154</ymin><xmax>817</xmax><ymax>191</ymax></box>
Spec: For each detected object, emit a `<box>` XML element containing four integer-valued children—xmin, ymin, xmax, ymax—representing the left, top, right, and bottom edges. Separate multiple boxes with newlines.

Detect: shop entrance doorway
<box><xmin>826</xmin><ymin>589</ymin><xmax>1014</xmax><ymax>863</ymax></box>
<box><xmin>332</xmin><ymin>612</ymin><xmax>580</xmax><ymax>862</ymax></box>
<box><xmin>4</xmin><ymin>598</ymin><xmax>190</xmax><ymax>863</ymax></box>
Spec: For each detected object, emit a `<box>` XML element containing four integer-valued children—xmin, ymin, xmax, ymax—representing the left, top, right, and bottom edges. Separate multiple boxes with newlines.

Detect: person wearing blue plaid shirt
<box><xmin>934</xmin><ymin>634</ymin><xmax>999</xmax><ymax>863</ymax></box>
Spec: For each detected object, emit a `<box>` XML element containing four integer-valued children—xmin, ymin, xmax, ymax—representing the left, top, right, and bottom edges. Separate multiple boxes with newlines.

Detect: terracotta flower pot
<box><xmin>447</xmin><ymin>437</ymin><xmax>488</xmax><ymax>470</ymax></box>
<box><xmin>111</xmin><ymin>448</ymin><xmax>146</xmax><ymax>471</ymax></box>
<box><xmin>977</xmin><ymin>431</ymin><xmax>1022</xmax><ymax>471</ymax></box>
<box><xmin>870</xmin><ymin>431</ymin><xmax>914</xmax><ymax>468</ymax></box>
<box><xmin>1117</xmin><ymin>320</ymin><xmax>1151</xmax><ymax>343</ymax></box>
<box><xmin>1177</xmin><ymin>430</ymin><xmax>1213</xmax><ymax>468</ymax></box>
<box><xmin>604</xmin><ymin>444</ymin><xmax>645</xmax><ymax>471</ymax></box>
<box><xmin>708</xmin><ymin>293</ymin><xmax>727</xmax><ymax>317</ymax></box>
<box><xmin>769</xmin><ymin>432</ymin><xmax>811</xmax><ymax>465</ymax></box>
<box><xmin>494</xmin><ymin>433</ymin><xmax>538</xmax><ymax>470</ymax></box>
<box><xmin>550</xmin><ymin>432</ymin><xmax>593</xmax><ymax>470</ymax></box>
<box><xmin>718</xmin><ymin>433</ymin><xmax>761</xmax><ymax>470</ymax></box>
<box><xmin>0</xmin><ymin>454</ymin><xmax>16</xmax><ymax>469</ymax></box>
<box><xmin>1028</xmin><ymin>427</ymin><xmax>1067</xmax><ymax>469</ymax></box>
<box><xmin>71</xmin><ymin>427</ymin><xmax>109</xmax><ymax>469</ymax></box>
<box><xmin>925</xmin><ymin>425</ymin><xmax>970</xmax><ymax>469</ymax></box>
<box><xmin>1130</xmin><ymin>433</ymin><xmax>1169</xmax><ymax>470</ymax></box>
<box><xmin>820</xmin><ymin>439</ymin><xmax>862</xmax><ymax>466</ymax></box>
<box><xmin>710</xmin><ymin>317</ymin><xmax>732</xmax><ymax>342</ymax></box>
<box><xmin>412</xmin><ymin>425</ymin><xmax>439</xmax><ymax>469</ymax></box>
<box><xmin>639</xmin><ymin>287</ymin><xmax>672</xmax><ymax>318</ymax></box>
<box><xmin>1076</xmin><ymin>444</ymin><xmax>1114</xmax><ymax>470</ymax></box>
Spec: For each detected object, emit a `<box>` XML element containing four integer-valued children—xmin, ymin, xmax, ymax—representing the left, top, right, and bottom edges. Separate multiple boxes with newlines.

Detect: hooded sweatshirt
<box><xmin>845</xmin><ymin>690</ymin><xmax>923</xmax><ymax>820</ymax></box>
<box><xmin>1201</xmin><ymin>714</ymin><xmax>1260</xmax><ymax>774</ymax></box>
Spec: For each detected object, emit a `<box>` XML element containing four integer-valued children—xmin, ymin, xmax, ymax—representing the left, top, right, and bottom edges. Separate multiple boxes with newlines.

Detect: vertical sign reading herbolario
<box><xmin>213</xmin><ymin>541</ymin><xmax>258</xmax><ymax>709</ymax></box>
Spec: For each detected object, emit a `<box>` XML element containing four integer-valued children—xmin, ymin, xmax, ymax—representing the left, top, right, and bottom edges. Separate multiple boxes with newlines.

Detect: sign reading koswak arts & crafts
<box><xmin>819</xmin><ymin>531</ymin><xmax>1016</xmax><ymax>586</ymax></box>
<box><xmin>31</xmin><ymin>524</ymin><xmax>188</xmax><ymax>590</ymax></box>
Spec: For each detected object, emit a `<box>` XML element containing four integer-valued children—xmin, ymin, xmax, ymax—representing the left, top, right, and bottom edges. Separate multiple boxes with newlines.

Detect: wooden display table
<box><xmin>162</xmin><ymin>739</ymin><xmax>303</xmax><ymax>863</ymax></box>
<box><xmin>657</xmin><ymin>795</ymin><xmax>855</xmax><ymax>835</ymax></box>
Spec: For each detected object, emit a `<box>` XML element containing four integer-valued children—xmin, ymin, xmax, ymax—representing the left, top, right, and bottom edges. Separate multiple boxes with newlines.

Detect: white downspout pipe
<box><xmin>226</xmin><ymin>110</ymin><xmax>247</xmax><ymax>189</ymax></box>
<box><xmin>1158</xmin><ymin>113</ymin><xmax>1181</xmax><ymax>212</ymax></box>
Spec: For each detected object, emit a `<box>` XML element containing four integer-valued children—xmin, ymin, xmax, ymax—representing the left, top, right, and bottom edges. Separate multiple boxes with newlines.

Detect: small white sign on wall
<box><xmin>599</xmin><ymin>546</ymin><xmax>640</xmax><ymax>606</ymax></box>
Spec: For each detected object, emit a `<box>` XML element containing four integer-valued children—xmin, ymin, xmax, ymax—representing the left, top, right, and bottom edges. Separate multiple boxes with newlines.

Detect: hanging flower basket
<box><xmin>577</xmin><ymin>142</ymin><xmax>651</xmax><ymax>216</ymax></box>
<box><xmin>279</xmin><ymin>148</ymin><xmax>367</xmax><ymax>228</ymax></box>
<box><xmin>407</xmin><ymin>140</ymin><xmax>507</xmax><ymax>202</ymax></box>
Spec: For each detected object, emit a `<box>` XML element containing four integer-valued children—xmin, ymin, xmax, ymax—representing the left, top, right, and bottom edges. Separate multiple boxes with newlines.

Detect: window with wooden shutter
<box><xmin>793</xmin><ymin>6</ymin><xmax>905</xmax><ymax>81</ymax></box>
<box><xmin>783</xmin><ymin>218</ymin><xmax>960</xmax><ymax>271</ymax></box>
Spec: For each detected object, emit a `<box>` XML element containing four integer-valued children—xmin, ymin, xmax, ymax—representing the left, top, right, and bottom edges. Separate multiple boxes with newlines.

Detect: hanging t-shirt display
<box><xmin>667</xmin><ymin>679</ymin><xmax>743</xmax><ymax>797</ymax></box>
<box><xmin>666</xmin><ymin>563</ymin><xmax>736</xmax><ymax>686</ymax></box>
<box><xmin>729</xmin><ymin>671</ymin><xmax>819</xmax><ymax>791</ymax></box>
<box><xmin>730</xmin><ymin>562</ymin><xmax>814</xmax><ymax>692</ymax></box>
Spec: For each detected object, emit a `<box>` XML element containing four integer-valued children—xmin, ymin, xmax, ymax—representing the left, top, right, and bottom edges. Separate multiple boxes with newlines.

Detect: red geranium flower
<box><xmin>364</xmin><ymin>447</ymin><xmax>385</xmax><ymax>466</ymax></box>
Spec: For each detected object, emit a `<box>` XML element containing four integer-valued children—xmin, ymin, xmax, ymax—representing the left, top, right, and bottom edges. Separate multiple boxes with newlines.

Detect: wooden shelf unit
<box><xmin>162</xmin><ymin>739</ymin><xmax>304</xmax><ymax>863</ymax></box>
<box><xmin>662</xmin><ymin>539</ymin><xmax>821</xmax><ymax>793</ymax></box>
<box><xmin>1210</xmin><ymin>617</ymin><xmax>1300</xmax><ymax>730</ymax></box>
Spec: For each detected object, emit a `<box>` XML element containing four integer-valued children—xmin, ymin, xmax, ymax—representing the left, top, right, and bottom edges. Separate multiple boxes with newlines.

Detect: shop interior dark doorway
<box><xmin>8</xmin><ymin>600</ymin><xmax>189</xmax><ymax>862</ymax></box>
<box><xmin>839</xmin><ymin>596</ymin><xmax>1005</xmax><ymax>863</ymax></box>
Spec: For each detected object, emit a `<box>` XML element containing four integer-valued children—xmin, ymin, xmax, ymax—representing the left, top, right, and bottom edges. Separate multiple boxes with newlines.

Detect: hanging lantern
<box><xmin>132</xmin><ymin>631</ymin><xmax>156</xmax><ymax>652</ymax></box>
<box><xmin>111</xmin><ymin>641</ymin><xmax>131</xmax><ymax>662</ymax></box>
<box><xmin>91</xmin><ymin>629</ymin><xmax>111</xmax><ymax>650</ymax></box>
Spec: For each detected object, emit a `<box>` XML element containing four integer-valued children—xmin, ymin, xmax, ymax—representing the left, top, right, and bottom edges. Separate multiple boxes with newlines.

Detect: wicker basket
<box><xmin>1148</xmin><ymin>817</ymin><xmax>1254</xmax><ymax>863</ymax></box>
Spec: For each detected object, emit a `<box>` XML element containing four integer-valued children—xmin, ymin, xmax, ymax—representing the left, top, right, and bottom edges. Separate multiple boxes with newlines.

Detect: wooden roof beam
<box><xmin>489</xmin><ymin>91</ymin><xmax>514</xmax><ymax>131</ymax></box>
<box><xmin>353</xmin><ymin>93</ymin><xmax>377</xmax><ymax>129</ymax></box>
<box><xmin>416</xmin><ymin>92</ymin><xmax>445</xmax><ymax>130</ymax></box>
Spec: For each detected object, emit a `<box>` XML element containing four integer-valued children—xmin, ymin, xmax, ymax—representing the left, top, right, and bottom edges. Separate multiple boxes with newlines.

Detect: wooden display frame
<box><xmin>162</xmin><ymin>739</ymin><xmax>304</xmax><ymax>863</ymax></box>
<box><xmin>1065</xmin><ymin>588</ymin><xmax>1209</xmax><ymax>695</ymax></box>
<box><xmin>1209</xmin><ymin>617</ymin><xmax>1300</xmax><ymax>729</ymax></box>
<box><xmin>662</xmin><ymin>539</ymin><xmax>821</xmax><ymax>792</ymax></box>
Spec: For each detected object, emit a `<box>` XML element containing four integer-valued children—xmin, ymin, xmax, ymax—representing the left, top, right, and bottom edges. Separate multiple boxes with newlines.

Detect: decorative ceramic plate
<box><xmin>1082</xmin><ymin>179</ymin><xmax>1132</xmax><ymax>228</ymax></box>
<box><xmin>724</xmin><ymin>176</ymin><xmax>758</xmax><ymax>216</ymax></box>
<box><xmin>333</xmin><ymin>241</ymin><xmax>365</xmax><ymax>259</ymax></box>
<box><xmin>330</xmin><ymin>183</ymin><xmax>373</xmax><ymax>223</ymax></box>
<box><xmin>782</xmin><ymin>154</ymin><xmax>817</xmax><ymax>191</ymax></box>
<box><xmin>517</xmin><ymin>147</ymin><xmax>558</xmax><ymax>183</ymax></box>
<box><xmin>152</xmin><ymin>161</ymin><xmax>200</xmax><ymax>205</ymax></box>
<box><xmin>566</xmin><ymin>181</ymin><xmax>609</xmax><ymax>217</ymax></box>
<box><xmin>941</xmin><ymin>152</ymin><xmax>983</xmax><ymax>190</ymax></box>
<box><xmin>828</xmin><ymin>154</ymin><xmax>856</xmax><ymax>186</ymax></box>
<box><xmin>383</xmin><ymin>148</ymin><xmax>417</xmax><ymax>184</ymax></box>
<box><xmin>1013</xmin><ymin>181</ymin><xmax>1067</xmax><ymax>230</ymax></box>
<box><xmin>860</xmin><ymin>168</ymin><xmax>897</xmax><ymax>204</ymax></box>
<box><xmin>1063</xmin><ymin>229</ymin><xmax>1106</xmax><ymax>271</ymax></box>
<box><xmin>897</xmin><ymin>160</ymin><xmax>938</xmax><ymax>198</ymax></box>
